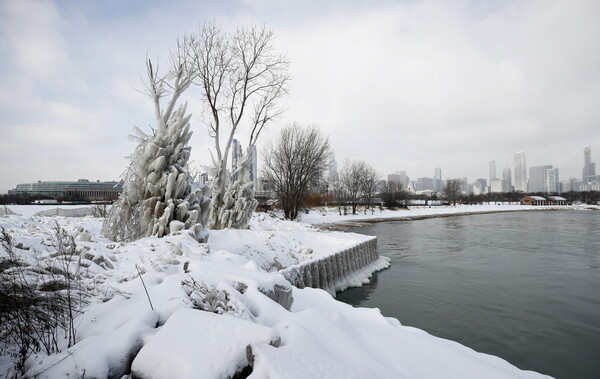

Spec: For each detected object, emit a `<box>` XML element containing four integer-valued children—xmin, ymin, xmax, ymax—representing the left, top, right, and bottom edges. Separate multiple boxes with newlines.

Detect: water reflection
<box><xmin>337</xmin><ymin>211</ymin><xmax>600</xmax><ymax>379</ymax></box>
<box><xmin>336</xmin><ymin>272</ymin><xmax>379</xmax><ymax>306</ymax></box>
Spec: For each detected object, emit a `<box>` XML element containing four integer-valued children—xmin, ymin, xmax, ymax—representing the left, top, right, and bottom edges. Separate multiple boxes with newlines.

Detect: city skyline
<box><xmin>384</xmin><ymin>146</ymin><xmax>597</xmax><ymax>194</ymax></box>
<box><xmin>6</xmin><ymin>145</ymin><xmax>598</xmax><ymax>195</ymax></box>
<box><xmin>1</xmin><ymin>1</ymin><xmax>599</xmax><ymax>193</ymax></box>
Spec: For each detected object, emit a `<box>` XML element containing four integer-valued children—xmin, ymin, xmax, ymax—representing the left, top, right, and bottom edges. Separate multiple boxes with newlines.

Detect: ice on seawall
<box><xmin>279</xmin><ymin>238</ymin><xmax>387</xmax><ymax>296</ymax></box>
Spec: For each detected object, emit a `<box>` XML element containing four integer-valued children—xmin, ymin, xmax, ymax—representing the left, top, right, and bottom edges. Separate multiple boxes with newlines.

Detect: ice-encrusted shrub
<box><xmin>211</xmin><ymin>157</ymin><xmax>258</xmax><ymax>230</ymax></box>
<box><xmin>102</xmin><ymin>103</ymin><xmax>210</xmax><ymax>242</ymax></box>
<box><xmin>181</xmin><ymin>278</ymin><xmax>248</xmax><ymax>319</ymax></box>
<box><xmin>103</xmin><ymin>41</ymin><xmax>210</xmax><ymax>242</ymax></box>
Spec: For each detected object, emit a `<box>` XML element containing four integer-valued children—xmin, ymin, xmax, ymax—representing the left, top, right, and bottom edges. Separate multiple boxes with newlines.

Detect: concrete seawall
<box><xmin>279</xmin><ymin>237</ymin><xmax>388</xmax><ymax>296</ymax></box>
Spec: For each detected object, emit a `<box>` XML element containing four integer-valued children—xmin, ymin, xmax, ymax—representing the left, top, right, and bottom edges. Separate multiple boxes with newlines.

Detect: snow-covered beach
<box><xmin>299</xmin><ymin>203</ymin><xmax>589</xmax><ymax>227</ymax></box>
<box><xmin>0</xmin><ymin>204</ymin><xmax>578</xmax><ymax>378</ymax></box>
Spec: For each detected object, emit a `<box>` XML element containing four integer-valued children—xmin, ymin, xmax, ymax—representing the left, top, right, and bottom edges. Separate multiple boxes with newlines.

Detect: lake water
<box><xmin>336</xmin><ymin>210</ymin><xmax>600</xmax><ymax>379</ymax></box>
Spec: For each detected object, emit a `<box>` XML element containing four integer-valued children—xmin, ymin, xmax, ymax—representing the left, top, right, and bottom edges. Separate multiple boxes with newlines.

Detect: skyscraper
<box><xmin>503</xmin><ymin>167</ymin><xmax>513</xmax><ymax>192</ymax></box>
<box><xmin>248</xmin><ymin>145</ymin><xmax>258</xmax><ymax>189</ymax></box>
<box><xmin>416</xmin><ymin>177</ymin><xmax>434</xmax><ymax>192</ymax></box>
<box><xmin>461</xmin><ymin>177</ymin><xmax>469</xmax><ymax>194</ymax></box>
<box><xmin>546</xmin><ymin>168</ymin><xmax>560</xmax><ymax>194</ymax></box>
<box><xmin>399</xmin><ymin>171</ymin><xmax>409</xmax><ymax>188</ymax></box>
<box><xmin>328</xmin><ymin>154</ymin><xmax>338</xmax><ymax>185</ymax></box>
<box><xmin>529</xmin><ymin>165</ymin><xmax>552</xmax><ymax>193</ymax></box>
<box><xmin>489</xmin><ymin>160</ymin><xmax>497</xmax><ymax>183</ymax></box>
<box><xmin>434</xmin><ymin>168</ymin><xmax>442</xmax><ymax>192</ymax></box>
<box><xmin>231</xmin><ymin>139</ymin><xmax>243</xmax><ymax>182</ymax></box>
<box><xmin>387</xmin><ymin>173</ymin><xmax>401</xmax><ymax>183</ymax></box>
<box><xmin>582</xmin><ymin>147</ymin><xmax>597</xmax><ymax>184</ymax></box>
<box><xmin>514</xmin><ymin>152</ymin><xmax>527</xmax><ymax>192</ymax></box>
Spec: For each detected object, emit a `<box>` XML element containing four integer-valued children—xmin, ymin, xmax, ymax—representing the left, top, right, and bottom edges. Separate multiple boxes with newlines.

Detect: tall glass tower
<box><xmin>514</xmin><ymin>152</ymin><xmax>527</xmax><ymax>192</ymax></box>
<box><xmin>583</xmin><ymin>147</ymin><xmax>596</xmax><ymax>184</ymax></box>
<box><xmin>489</xmin><ymin>160</ymin><xmax>497</xmax><ymax>183</ymax></box>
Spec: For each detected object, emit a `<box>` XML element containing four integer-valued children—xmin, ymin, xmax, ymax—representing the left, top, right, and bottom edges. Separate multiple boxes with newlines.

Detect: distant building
<box><xmin>461</xmin><ymin>177</ymin><xmax>470</xmax><ymax>194</ymax></box>
<box><xmin>503</xmin><ymin>167</ymin><xmax>513</xmax><ymax>192</ymax></box>
<box><xmin>471</xmin><ymin>179</ymin><xmax>486</xmax><ymax>195</ymax></box>
<box><xmin>520</xmin><ymin>195</ymin><xmax>567</xmax><ymax>206</ymax></box>
<box><xmin>328</xmin><ymin>154</ymin><xmax>338</xmax><ymax>185</ymax></box>
<box><xmin>399</xmin><ymin>171</ymin><xmax>409</xmax><ymax>188</ymax></box>
<box><xmin>434</xmin><ymin>168</ymin><xmax>443</xmax><ymax>192</ymax></box>
<box><xmin>248</xmin><ymin>145</ymin><xmax>258</xmax><ymax>189</ymax></box>
<box><xmin>199</xmin><ymin>173</ymin><xmax>210</xmax><ymax>187</ymax></box>
<box><xmin>514</xmin><ymin>152</ymin><xmax>527</xmax><ymax>192</ymax></box>
<box><xmin>388</xmin><ymin>171</ymin><xmax>409</xmax><ymax>189</ymax></box>
<box><xmin>560</xmin><ymin>177</ymin><xmax>582</xmax><ymax>193</ymax></box>
<box><xmin>258</xmin><ymin>177</ymin><xmax>272</xmax><ymax>192</ymax></box>
<box><xmin>387</xmin><ymin>173</ymin><xmax>401</xmax><ymax>184</ymax></box>
<box><xmin>545</xmin><ymin>167</ymin><xmax>560</xmax><ymax>193</ymax></box>
<box><xmin>489</xmin><ymin>160</ymin><xmax>497</xmax><ymax>183</ymax></box>
<box><xmin>231</xmin><ymin>139</ymin><xmax>244</xmax><ymax>182</ymax></box>
<box><xmin>582</xmin><ymin>182</ymin><xmax>600</xmax><ymax>191</ymax></box>
<box><xmin>529</xmin><ymin>165</ymin><xmax>552</xmax><ymax>193</ymax></box>
<box><xmin>12</xmin><ymin>179</ymin><xmax>122</xmax><ymax>201</ymax></box>
<box><xmin>416</xmin><ymin>177</ymin><xmax>434</xmax><ymax>192</ymax></box>
<box><xmin>582</xmin><ymin>147</ymin><xmax>597</xmax><ymax>184</ymax></box>
<box><xmin>230</xmin><ymin>139</ymin><xmax>258</xmax><ymax>188</ymax></box>
<box><xmin>490</xmin><ymin>179</ymin><xmax>504</xmax><ymax>193</ymax></box>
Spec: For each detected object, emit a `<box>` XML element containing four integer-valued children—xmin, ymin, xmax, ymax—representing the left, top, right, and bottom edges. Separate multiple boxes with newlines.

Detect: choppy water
<box><xmin>336</xmin><ymin>210</ymin><xmax>600</xmax><ymax>379</ymax></box>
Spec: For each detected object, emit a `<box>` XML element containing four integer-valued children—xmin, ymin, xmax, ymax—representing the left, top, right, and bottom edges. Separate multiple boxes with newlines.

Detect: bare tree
<box><xmin>360</xmin><ymin>165</ymin><xmax>381</xmax><ymax>214</ymax></box>
<box><xmin>444</xmin><ymin>178</ymin><xmax>463</xmax><ymax>206</ymax></box>
<box><xmin>192</xmin><ymin>22</ymin><xmax>290</xmax><ymax>229</ymax></box>
<box><xmin>340</xmin><ymin>160</ymin><xmax>366</xmax><ymax>215</ymax></box>
<box><xmin>380</xmin><ymin>180</ymin><xmax>404</xmax><ymax>208</ymax></box>
<box><xmin>262</xmin><ymin>124</ymin><xmax>331</xmax><ymax>220</ymax></box>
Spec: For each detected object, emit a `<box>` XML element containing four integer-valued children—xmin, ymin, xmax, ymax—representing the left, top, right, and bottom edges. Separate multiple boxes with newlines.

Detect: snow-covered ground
<box><xmin>0</xmin><ymin>205</ymin><xmax>559</xmax><ymax>378</ymax></box>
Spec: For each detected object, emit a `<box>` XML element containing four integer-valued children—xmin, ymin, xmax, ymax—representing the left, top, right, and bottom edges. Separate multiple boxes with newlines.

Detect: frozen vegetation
<box><xmin>0</xmin><ymin>205</ymin><xmax>558</xmax><ymax>378</ymax></box>
<box><xmin>101</xmin><ymin>102</ymin><xmax>210</xmax><ymax>243</ymax></box>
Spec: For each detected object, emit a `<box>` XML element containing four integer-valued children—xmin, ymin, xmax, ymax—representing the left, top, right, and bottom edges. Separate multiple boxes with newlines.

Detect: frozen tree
<box><xmin>262</xmin><ymin>124</ymin><xmax>331</xmax><ymax>220</ymax></box>
<box><xmin>216</xmin><ymin>156</ymin><xmax>258</xmax><ymax>228</ymax></box>
<box><xmin>102</xmin><ymin>38</ymin><xmax>210</xmax><ymax>242</ymax></box>
<box><xmin>192</xmin><ymin>22</ymin><xmax>290</xmax><ymax>229</ymax></box>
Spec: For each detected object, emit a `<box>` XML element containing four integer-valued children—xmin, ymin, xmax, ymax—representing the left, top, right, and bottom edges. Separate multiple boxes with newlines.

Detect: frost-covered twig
<box><xmin>135</xmin><ymin>265</ymin><xmax>154</xmax><ymax>311</ymax></box>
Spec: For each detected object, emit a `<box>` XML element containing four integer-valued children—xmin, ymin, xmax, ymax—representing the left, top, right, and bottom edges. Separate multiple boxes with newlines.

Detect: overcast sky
<box><xmin>1</xmin><ymin>0</ymin><xmax>599</xmax><ymax>193</ymax></box>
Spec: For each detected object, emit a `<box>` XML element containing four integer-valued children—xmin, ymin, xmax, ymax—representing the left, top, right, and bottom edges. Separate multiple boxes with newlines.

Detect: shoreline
<box><xmin>0</xmin><ymin>204</ymin><xmax>561</xmax><ymax>378</ymax></box>
<box><xmin>307</xmin><ymin>205</ymin><xmax>594</xmax><ymax>230</ymax></box>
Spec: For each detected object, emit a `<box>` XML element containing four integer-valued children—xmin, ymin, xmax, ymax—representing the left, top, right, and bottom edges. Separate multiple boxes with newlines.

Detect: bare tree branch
<box><xmin>262</xmin><ymin>124</ymin><xmax>330</xmax><ymax>220</ymax></box>
<box><xmin>191</xmin><ymin>22</ymin><xmax>290</xmax><ymax>229</ymax></box>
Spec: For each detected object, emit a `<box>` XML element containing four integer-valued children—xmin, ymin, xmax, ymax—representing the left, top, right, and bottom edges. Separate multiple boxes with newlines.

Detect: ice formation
<box><xmin>102</xmin><ymin>103</ymin><xmax>209</xmax><ymax>242</ymax></box>
<box><xmin>212</xmin><ymin>158</ymin><xmax>258</xmax><ymax>230</ymax></box>
<box><xmin>280</xmin><ymin>238</ymin><xmax>390</xmax><ymax>295</ymax></box>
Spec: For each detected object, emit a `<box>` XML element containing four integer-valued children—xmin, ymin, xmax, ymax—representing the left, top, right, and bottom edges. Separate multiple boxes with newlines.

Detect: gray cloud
<box><xmin>1</xmin><ymin>0</ymin><xmax>599</xmax><ymax>193</ymax></box>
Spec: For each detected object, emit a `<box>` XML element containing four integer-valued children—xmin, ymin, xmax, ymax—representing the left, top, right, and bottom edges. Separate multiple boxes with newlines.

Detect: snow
<box><xmin>132</xmin><ymin>309</ymin><xmax>276</xmax><ymax>379</ymax></box>
<box><xmin>0</xmin><ymin>205</ymin><xmax>562</xmax><ymax>378</ymax></box>
<box><xmin>298</xmin><ymin>203</ymin><xmax>576</xmax><ymax>226</ymax></box>
<box><xmin>3</xmin><ymin>204</ymin><xmax>98</xmax><ymax>218</ymax></box>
